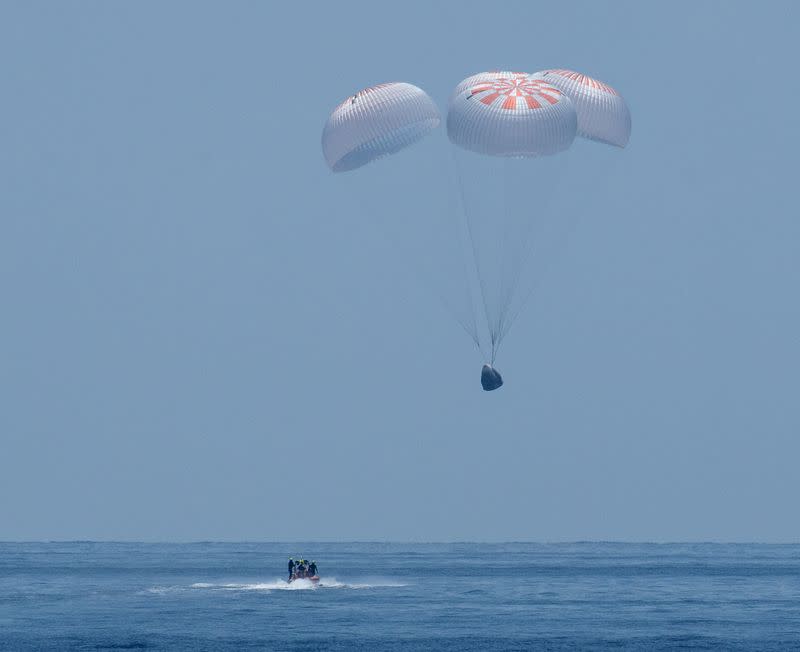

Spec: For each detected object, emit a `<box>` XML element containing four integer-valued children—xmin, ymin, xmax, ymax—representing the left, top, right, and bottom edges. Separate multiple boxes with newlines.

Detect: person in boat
<box><xmin>288</xmin><ymin>558</ymin><xmax>295</xmax><ymax>581</ymax></box>
<box><xmin>297</xmin><ymin>560</ymin><xmax>306</xmax><ymax>578</ymax></box>
<box><xmin>308</xmin><ymin>561</ymin><xmax>317</xmax><ymax>577</ymax></box>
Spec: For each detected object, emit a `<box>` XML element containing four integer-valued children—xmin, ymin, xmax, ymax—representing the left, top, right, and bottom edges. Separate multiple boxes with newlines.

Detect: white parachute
<box><xmin>321</xmin><ymin>82</ymin><xmax>440</xmax><ymax>173</ymax></box>
<box><xmin>533</xmin><ymin>69</ymin><xmax>631</xmax><ymax>147</ymax></box>
<box><xmin>322</xmin><ymin>70</ymin><xmax>630</xmax><ymax>389</ymax></box>
<box><xmin>447</xmin><ymin>72</ymin><xmax>576</xmax><ymax>157</ymax></box>
<box><xmin>446</xmin><ymin>71</ymin><xmax>578</xmax><ymax>365</ymax></box>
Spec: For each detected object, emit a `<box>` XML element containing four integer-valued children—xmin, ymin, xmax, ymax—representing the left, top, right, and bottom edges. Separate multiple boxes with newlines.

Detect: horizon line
<box><xmin>3</xmin><ymin>539</ymin><xmax>800</xmax><ymax>545</ymax></box>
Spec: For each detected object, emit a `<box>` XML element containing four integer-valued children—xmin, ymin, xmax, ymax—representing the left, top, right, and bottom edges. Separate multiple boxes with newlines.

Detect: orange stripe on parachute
<box><xmin>524</xmin><ymin>95</ymin><xmax>541</xmax><ymax>109</ymax></box>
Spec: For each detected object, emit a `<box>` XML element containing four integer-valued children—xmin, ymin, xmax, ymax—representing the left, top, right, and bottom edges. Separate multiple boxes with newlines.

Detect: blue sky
<box><xmin>2</xmin><ymin>0</ymin><xmax>799</xmax><ymax>541</ymax></box>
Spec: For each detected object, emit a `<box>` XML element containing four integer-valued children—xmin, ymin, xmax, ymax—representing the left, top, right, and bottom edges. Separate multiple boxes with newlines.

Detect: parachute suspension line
<box><xmin>448</xmin><ymin>147</ymin><xmax>485</xmax><ymax>359</ymax></box>
<box><xmin>429</xmin><ymin>275</ymin><xmax>483</xmax><ymax>355</ymax></box>
<box><xmin>443</xmin><ymin>285</ymin><xmax>482</xmax><ymax>353</ymax></box>
<box><xmin>441</xmin><ymin>287</ymin><xmax>483</xmax><ymax>355</ymax></box>
<box><xmin>451</xmin><ymin>147</ymin><xmax>493</xmax><ymax>359</ymax></box>
<box><xmin>381</xmin><ymin>158</ymin><xmax>483</xmax><ymax>360</ymax></box>
<box><xmin>493</xmin><ymin>157</ymin><xmax>507</xmax><ymax>351</ymax></box>
<box><xmin>502</xmin><ymin>152</ymin><xmax>584</xmax><ymax>342</ymax></box>
<box><xmin>500</xmin><ymin>197</ymin><xmax>550</xmax><ymax>343</ymax></box>
<box><xmin>444</xmin><ymin>147</ymin><xmax>483</xmax><ymax>357</ymax></box>
<box><xmin>494</xmin><ymin>158</ymin><xmax>554</xmax><ymax>349</ymax></box>
<box><xmin>498</xmin><ymin>156</ymin><xmax>518</xmax><ymax>349</ymax></box>
<box><xmin>501</xmin><ymin>266</ymin><xmax>546</xmax><ymax>345</ymax></box>
<box><xmin>496</xmin><ymin>158</ymin><xmax>533</xmax><ymax>347</ymax></box>
<box><xmin>478</xmin><ymin>156</ymin><xmax>503</xmax><ymax>360</ymax></box>
<box><xmin>491</xmin><ymin>157</ymin><xmax>520</xmax><ymax>357</ymax></box>
<box><xmin>494</xmin><ymin>157</ymin><xmax>504</xmax><ymax>348</ymax></box>
<box><xmin>488</xmin><ymin>151</ymin><xmax>512</xmax><ymax>357</ymax></box>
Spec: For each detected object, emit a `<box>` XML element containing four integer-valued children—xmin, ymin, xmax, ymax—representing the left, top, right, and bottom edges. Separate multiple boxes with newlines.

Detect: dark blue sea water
<box><xmin>2</xmin><ymin>542</ymin><xmax>799</xmax><ymax>650</ymax></box>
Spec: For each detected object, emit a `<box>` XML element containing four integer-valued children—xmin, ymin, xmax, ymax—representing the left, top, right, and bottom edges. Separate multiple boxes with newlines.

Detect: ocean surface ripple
<box><xmin>1</xmin><ymin>542</ymin><xmax>799</xmax><ymax>650</ymax></box>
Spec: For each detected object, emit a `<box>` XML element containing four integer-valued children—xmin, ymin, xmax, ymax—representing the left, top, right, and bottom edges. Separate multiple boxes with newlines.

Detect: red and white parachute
<box><xmin>321</xmin><ymin>70</ymin><xmax>630</xmax><ymax>388</ymax></box>
<box><xmin>447</xmin><ymin>71</ymin><xmax>577</xmax><ymax>157</ymax></box>
<box><xmin>533</xmin><ymin>69</ymin><xmax>631</xmax><ymax>147</ymax></box>
<box><xmin>444</xmin><ymin>72</ymin><xmax>583</xmax><ymax>364</ymax></box>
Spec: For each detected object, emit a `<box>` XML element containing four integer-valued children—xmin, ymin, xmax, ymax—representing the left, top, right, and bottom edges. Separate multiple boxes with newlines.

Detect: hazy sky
<box><xmin>2</xmin><ymin>1</ymin><xmax>799</xmax><ymax>541</ymax></box>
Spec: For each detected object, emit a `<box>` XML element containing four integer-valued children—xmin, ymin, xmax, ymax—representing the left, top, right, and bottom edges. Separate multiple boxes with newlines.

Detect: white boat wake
<box><xmin>186</xmin><ymin>577</ymin><xmax>407</xmax><ymax>592</ymax></box>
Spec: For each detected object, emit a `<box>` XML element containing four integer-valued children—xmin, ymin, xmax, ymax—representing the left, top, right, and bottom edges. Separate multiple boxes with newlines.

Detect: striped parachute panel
<box><xmin>447</xmin><ymin>71</ymin><xmax>577</xmax><ymax>157</ymax></box>
<box><xmin>322</xmin><ymin>82</ymin><xmax>440</xmax><ymax>173</ymax></box>
<box><xmin>534</xmin><ymin>69</ymin><xmax>631</xmax><ymax>148</ymax></box>
<box><xmin>450</xmin><ymin>70</ymin><xmax>531</xmax><ymax>99</ymax></box>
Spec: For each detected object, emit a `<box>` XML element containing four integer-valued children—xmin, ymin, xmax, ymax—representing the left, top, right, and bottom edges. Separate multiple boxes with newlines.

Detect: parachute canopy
<box><xmin>321</xmin><ymin>82</ymin><xmax>441</xmax><ymax>173</ymax></box>
<box><xmin>322</xmin><ymin>69</ymin><xmax>631</xmax><ymax>390</ymax></box>
<box><xmin>447</xmin><ymin>71</ymin><xmax>577</xmax><ymax>157</ymax></box>
<box><xmin>534</xmin><ymin>69</ymin><xmax>631</xmax><ymax>147</ymax></box>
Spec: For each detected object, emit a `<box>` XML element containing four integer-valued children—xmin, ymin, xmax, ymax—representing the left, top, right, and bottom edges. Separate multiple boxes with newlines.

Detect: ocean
<box><xmin>1</xmin><ymin>542</ymin><xmax>799</xmax><ymax>650</ymax></box>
